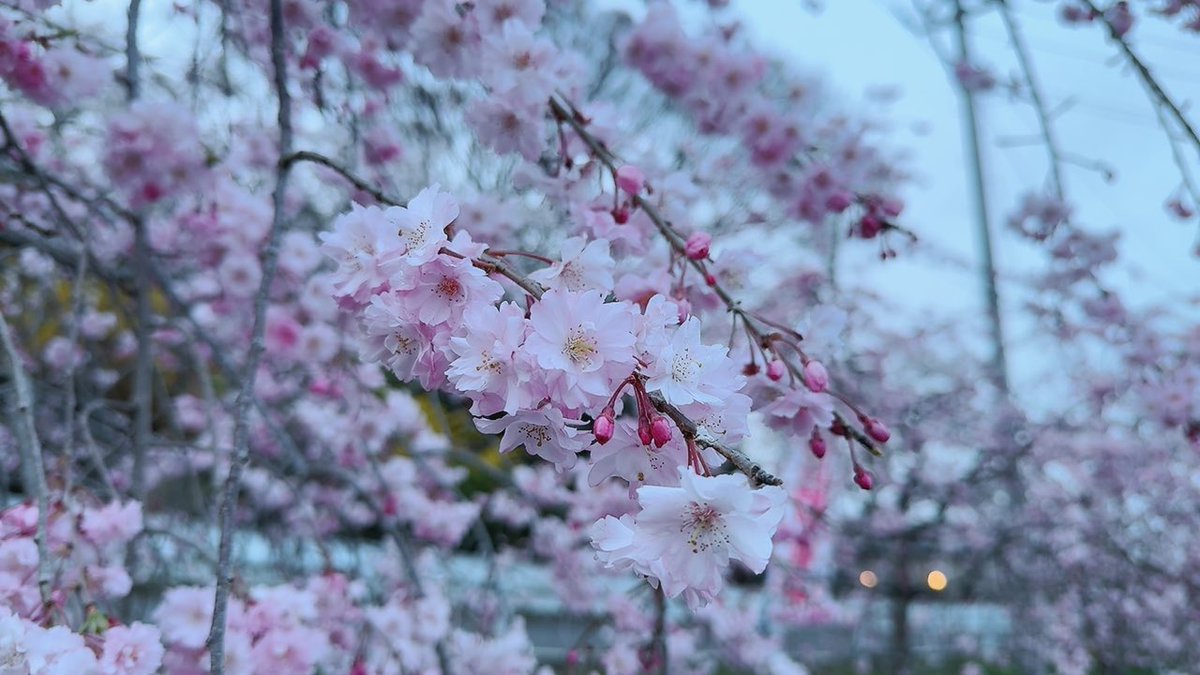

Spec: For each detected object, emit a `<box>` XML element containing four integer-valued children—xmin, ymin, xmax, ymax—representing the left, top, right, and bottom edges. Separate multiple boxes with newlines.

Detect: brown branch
<box><xmin>649</xmin><ymin>391</ymin><xmax>781</xmax><ymax>487</ymax></box>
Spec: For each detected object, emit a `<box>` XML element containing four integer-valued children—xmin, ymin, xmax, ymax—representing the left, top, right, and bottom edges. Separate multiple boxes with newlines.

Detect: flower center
<box><xmin>671</xmin><ymin>348</ymin><xmax>700</xmax><ymax>383</ymax></box>
<box><xmin>402</xmin><ymin>218</ymin><xmax>430</xmax><ymax>252</ymax></box>
<box><xmin>520</xmin><ymin>424</ymin><xmax>552</xmax><ymax>447</ymax></box>
<box><xmin>683</xmin><ymin>502</ymin><xmax>729</xmax><ymax>554</ymax></box>
<box><xmin>475</xmin><ymin>354</ymin><xmax>502</xmax><ymax>374</ymax></box>
<box><xmin>388</xmin><ymin>333</ymin><xmax>417</xmax><ymax>356</ymax></box>
<box><xmin>435</xmin><ymin>275</ymin><xmax>464</xmax><ymax>301</ymax></box>
<box><xmin>562</xmin><ymin>326</ymin><xmax>598</xmax><ymax>366</ymax></box>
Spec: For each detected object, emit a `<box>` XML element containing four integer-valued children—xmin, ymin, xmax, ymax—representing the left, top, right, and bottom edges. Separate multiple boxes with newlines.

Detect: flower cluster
<box><xmin>104</xmin><ymin>101</ymin><xmax>209</xmax><ymax>209</ymax></box>
<box><xmin>1</xmin><ymin>500</ymin><xmax>142</xmax><ymax>618</ymax></box>
<box><xmin>0</xmin><ymin>18</ymin><xmax>107</xmax><ymax>109</ymax></box>
<box><xmin>324</xmin><ymin>183</ymin><xmax>792</xmax><ymax>605</ymax></box>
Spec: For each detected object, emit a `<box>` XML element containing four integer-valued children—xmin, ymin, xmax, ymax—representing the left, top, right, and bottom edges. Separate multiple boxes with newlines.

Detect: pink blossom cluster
<box><xmin>0</xmin><ymin>501</ymin><xmax>161</xmax><ymax>675</ymax></box>
<box><xmin>0</xmin><ymin>608</ymin><xmax>163</xmax><ymax>675</ymax></box>
<box><xmin>0</xmin><ymin>18</ymin><xmax>107</xmax><ymax>108</ymax></box>
<box><xmin>1</xmin><ymin>500</ymin><xmax>142</xmax><ymax>619</ymax></box>
<box><xmin>104</xmin><ymin>101</ymin><xmax>209</xmax><ymax>209</ymax></box>
<box><xmin>323</xmin><ymin>183</ymin><xmax>797</xmax><ymax>605</ymax></box>
<box><xmin>622</xmin><ymin>3</ymin><xmax>907</xmax><ymax>241</ymax></box>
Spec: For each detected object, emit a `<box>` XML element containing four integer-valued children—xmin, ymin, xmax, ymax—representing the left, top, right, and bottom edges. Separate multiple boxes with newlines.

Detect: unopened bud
<box><xmin>853</xmin><ymin>466</ymin><xmax>874</xmax><ymax>491</ymax></box>
<box><xmin>613</xmin><ymin>206</ymin><xmax>630</xmax><ymax>224</ymax></box>
<box><xmin>704</xmin><ymin>273</ymin><xmax>717</xmax><ymax>286</ymax></box>
<box><xmin>766</xmin><ymin>360</ymin><xmax>785</xmax><ymax>381</ymax></box>
<box><xmin>862</xmin><ymin>417</ymin><xmax>891</xmax><ymax>444</ymax></box>
<box><xmin>803</xmin><ymin>360</ymin><xmax>828</xmax><ymax>392</ymax></box>
<box><xmin>637</xmin><ymin>421</ymin><xmax>652</xmax><ymax>446</ymax></box>
<box><xmin>809</xmin><ymin>429</ymin><xmax>826</xmax><ymax>459</ymax></box>
<box><xmin>830</xmin><ymin>418</ymin><xmax>848</xmax><ymax>437</ymax></box>
<box><xmin>684</xmin><ymin>232</ymin><xmax>712</xmax><ymax>260</ymax></box>
<box><xmin>650</xmin><ymin>416</ymin><xmax>672</xmax><ymax>447</ymax></box>
<box><xmin>594</xmin><ymin>409</ymin><xmax>615</xmax><ymax>445</ymax></box>
<box><xmin>859</xmin><ymin>214</ymin><xmax>883</xmax><ymax>239</ymax></box>
<box><xmin>616</xmin><ymin>165</ymin><xmax>645</xmax><ymax>195</ymax></box>
<box><xmin>743</xmin><ymin>362</ymin><xmax>760</xmax><ymax>376</ymax></box>
<box><xmin>825</xmin><ymin>190</ymin><xmax>852</xmax><ymax>213</ymax></box>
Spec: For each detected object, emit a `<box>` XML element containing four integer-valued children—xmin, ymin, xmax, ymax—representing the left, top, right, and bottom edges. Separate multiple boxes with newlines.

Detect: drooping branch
<box><xmin>207</xmin><ymin>0</ymin><xmax>294</xmax><ymax>670</ymax></box>
<box><xmin>1079</xmin><ymin>0</ymin><xmax>1200</xmax><ymax>155</ymax></box>
<box><xmin>994</xmin><ymin>0</ymin><xmax>1065</xmax><ymax>200</ymax></box>
<box><xmin>951</xmin><ymin>1</ymin><xmax>1010</xmax><ymax>396</ymax></box>
<box><xmin>282</xmin><ymin>144</ymin><xmax>783</xmax><ymax>487</ymax></box>
<box><xmin>550</xmin><ymin>94</ymin><xmax>879</xmax><ymax>471</ymax></box>
<box><xmin>0</xmin><ymin>315</ymin><xmax>52</xmax><ymax>608</ymax></box>
<box><xmin>282</xmin><ymin>150</ymin><xmax>398</xmax><ymax>206</ymax></box>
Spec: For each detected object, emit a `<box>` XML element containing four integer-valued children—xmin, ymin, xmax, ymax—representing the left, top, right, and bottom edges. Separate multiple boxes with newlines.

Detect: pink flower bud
<box><xmin>650</xmin><ymin>416</ymin><xmax>672</xmax><ymax>448</ymax></box>
<box><xmin>704</xmin><ymin>273</ymin><xmax>717</xmax><ymax>286</ymax></box>
<box><xmin>766</xmin><ymin>360</ymin><xmax>785</xmax><ymax>381</ymax></box>
<box><xmin>616</xmin><ymin>165</ymin><xmax>645</xmax><ymax>195</ymax></box>
<box><xmin>1166</xmin><ymin>198</ymin><xmax>1194</xmax><ymax>221</ymax></box>
<box><xmin>803</xmin><ymin>360</ymin><xmax>828</xmax><ymax>392</ymax></box>
<box><xmin>853</xmin><ymin>466</ymin><xmax>874</xmax><ymax>491</ymax></box>
<box><xmin>594</xmin><ymin>410</ymin><xmax>615</xmax><ymax>445</ymax></box>
<box><xmin>613</xmin><ymin>206</ymin><xmax>630</xmax><ymax>224</ymax></box>
<box><xmin>825</xmin><ymin>190</ymin><xmax>853</xmax><ymax>213</ymax></box>
<box><xmin>742</xmin><ymin>362</ymin><xmax>760</xmax><ymax>376</ymax></box>
<box><xmin>684</xmin><ymin>232</ymin><xmax>712</xmax><ymax>260</ymax></box>
<box><xmin>809</xmin><ymin>429</ymin><xmax>826</xmax><ymax>459</ymax></box>
<box><xmin>863</xmin><ymin>417</ymin><xmax>891</xmax><ymax>444</ymax></box>
<box><xmin>637</xmin><ymin>423</ymin><xmax>652</xmax><ymax>446</ymax></box>
<box><xmin>858</xmin><ymin>213</ymin><xmax>883</xmax><ymax>239</ymax></box>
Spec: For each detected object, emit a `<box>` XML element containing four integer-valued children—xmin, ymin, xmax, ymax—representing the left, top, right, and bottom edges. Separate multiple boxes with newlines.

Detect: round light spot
<box><xmin>927</xmin><ymin>570</ymin><xmax>947</xmax><ymax>592</ymax></box>
<box><xmin>859</xmin><ymin>570</ymin><xmax>877</xmax><ymax>589</ymax></box>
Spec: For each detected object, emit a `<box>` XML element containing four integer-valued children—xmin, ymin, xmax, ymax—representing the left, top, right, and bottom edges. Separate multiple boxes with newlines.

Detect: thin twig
<box><xmin>994</xmin><ymin>0</ymin><xmax>1065</xmax><ymax>200</ymax></box>
<box><xmin>282</xmin><ymin>150</ymin><xmax>399</xmax><ymax>205</ymax></box>
<box><xmin>1080</xmin><ymin>0</ymin><xmax>1200</xmax><ymax>155</ymax></box>
<box><xmin>951</xmin><ymin>1</ymin><xmax>1010</xmax><ymax>395</ymax></box>
<box><xmin>0</xmin><ymin>315</ymin><xmax>53</xmax><ymax>607</ymax></box>
<box><xmin>207</xmin><ymin>0</ymin><xmax>294</xmax><ymax>670</ymax></box>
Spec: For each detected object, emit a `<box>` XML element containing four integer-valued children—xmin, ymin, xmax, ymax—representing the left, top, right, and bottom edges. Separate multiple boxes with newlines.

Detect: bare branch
<box><xmin>125</xmin><ymin>0</ymin><xmax>142</xmax><ymax>101</ymax></box>
<box><xmin>994</xmin><ymin>0</ymin><xmax>1065</xmax><ymax>200</ymax></box>
<box><xmin>951</xmin><ymin>0</ymin><xmax>1010</xmax><ymax>395</ymax></box>
<box><xmin>0</xmin><ymin>314</ymin><xmax>52</xmax><ymax>607</ymax></box>
<box><xmin>207</xmin><ymin>0</ymin><xmax>294</xmax><ymax>670</ymax></box>
<box><xmin>1080</xmin><ymin>0</ymin><xmax>1200</xmax><ymax>155</ymax></box>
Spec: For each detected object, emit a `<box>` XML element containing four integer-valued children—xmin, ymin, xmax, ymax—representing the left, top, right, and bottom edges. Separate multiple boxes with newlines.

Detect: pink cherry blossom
<box><xmin>98</xmin><ymin>623</ymin><xmax>164</xmax><ymax>675</ymax></box>
<box><xmin>527</xmin><ymin>236</ymin><xmax>616</xmax><ymax>293</ymax></box>
<box><xmin>591</xmin><ymin>468</ymin><xmax>787</xmax><ymax>608</ymax></box>
<box><xmin>522</xmin><ymin>288</ymin><xmax>638</xmax><ymax>411</ymax></box>
<box><xmin>644</xmin><ymin>317</ymin><xmax>744</xmax><ymax>406</ymax></box>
